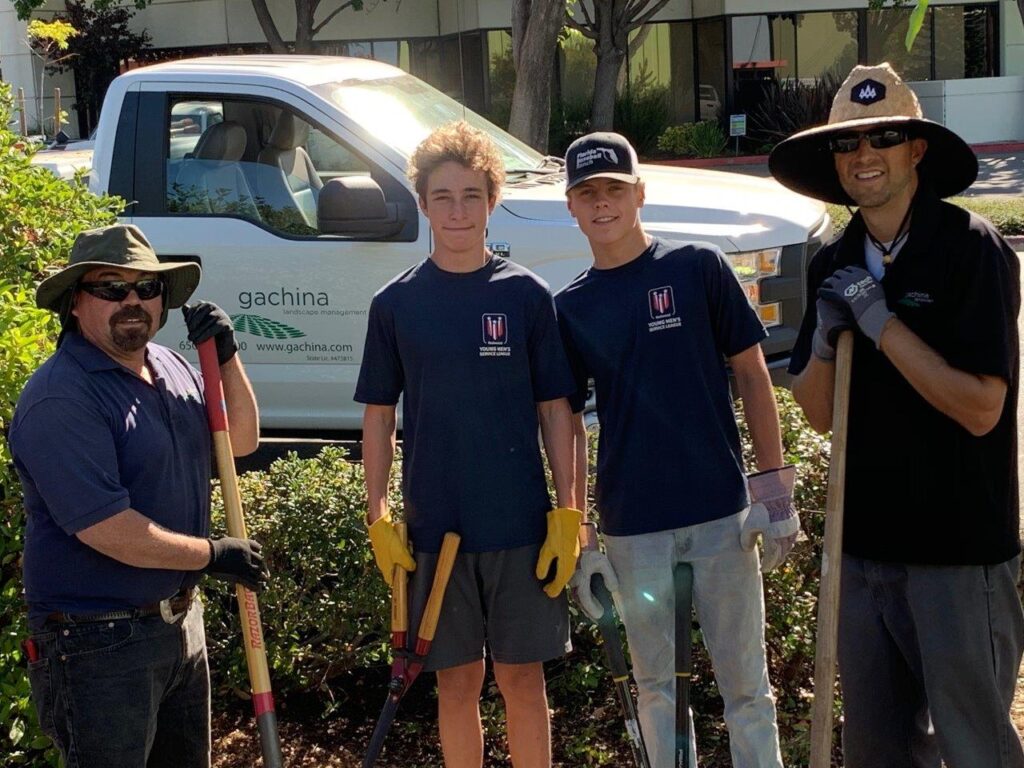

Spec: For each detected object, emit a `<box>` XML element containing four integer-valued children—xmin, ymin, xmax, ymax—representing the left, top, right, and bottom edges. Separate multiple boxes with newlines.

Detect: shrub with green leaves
<box><xmin>687</xmin><ymin>120</ymin><xmax>729</xmax><ymax>159</ymax></box>
<box><xmin>0</xmin><ymin>82</ymin><xmax>122</xmax><ymax>766</ymax></box>
<box><xmin>202</xmin><ymin>446</ymin><xmax>401</xmax><ymax>707</ymax></box>
<box><xmin>657</xmin><ymin>124</ymin><xmax>696</xmax><ymax>156</ymax></box>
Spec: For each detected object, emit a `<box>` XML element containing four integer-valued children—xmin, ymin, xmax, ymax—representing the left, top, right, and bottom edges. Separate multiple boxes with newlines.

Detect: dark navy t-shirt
<box><xmin>9</xmin><ymin>333</ymin><xmax>211</xmax><ymax>628</ymax></box>
<box><xmin>354</xmin><ymin>256</ymin><xmax>575</xmax><ymax>553</ymax></box>
<box><xmin>555</xmin><ymin>238</ymin><xmax>766</xmax><ymax>535</ymax></box>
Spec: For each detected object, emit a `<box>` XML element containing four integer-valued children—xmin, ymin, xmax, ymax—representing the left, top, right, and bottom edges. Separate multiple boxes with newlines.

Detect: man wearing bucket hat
<box><xmin>556</xmin><ymin>131</ymin><xmax>795</xmax><ymax>767</ymax></box>
<box><xmin>8</xmin><ymin>224</ymin><xmax>265</xmax><ymax>767</ymax></box>
<box><xmin>772</xmin><ymin>63</ymin><xmax>1024</xmax><ymax>767</ymax></box>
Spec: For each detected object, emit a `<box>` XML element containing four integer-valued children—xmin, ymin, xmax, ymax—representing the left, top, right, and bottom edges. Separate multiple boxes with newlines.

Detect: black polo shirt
<box><xmin>790</xmin><ymin>187</ymin><xmax>1020</xmax><ymax>565</ymax></box>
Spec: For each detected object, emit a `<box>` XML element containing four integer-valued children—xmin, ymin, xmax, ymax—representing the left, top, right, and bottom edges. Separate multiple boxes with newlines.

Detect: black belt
<box><xmin>45</xmin><ymin>588</ymin><xmax>196</xmax><ymax>625</ymax></box>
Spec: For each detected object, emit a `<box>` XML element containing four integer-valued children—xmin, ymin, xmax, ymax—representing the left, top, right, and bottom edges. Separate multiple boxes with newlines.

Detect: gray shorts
<box><xmin>407</xmin><ymin>543</ymin><xmax>571</xmax><ymax>672</ymax></box>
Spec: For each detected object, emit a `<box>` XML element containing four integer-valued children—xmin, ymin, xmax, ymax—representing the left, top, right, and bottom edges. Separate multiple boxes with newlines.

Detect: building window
<box><xmin>866</xmin><ymin>8</ymin><xmax>932</xmax><ymax>81</ymax></box>
<box><xmin>935</xmin><ymin>4</ymin><xmax>997</xmax><ymax>79</ymax></box>
<box><xmin>625</xmin><ymin>21</ymin><xmax>695</xmax><ymax>123</ymax></box>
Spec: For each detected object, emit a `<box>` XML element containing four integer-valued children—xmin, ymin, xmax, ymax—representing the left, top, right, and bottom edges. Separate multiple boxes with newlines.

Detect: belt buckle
<box><xmin>159</xmin><ymin>591</ymin><xmax>190</xmax><ymax>624</ymax></box>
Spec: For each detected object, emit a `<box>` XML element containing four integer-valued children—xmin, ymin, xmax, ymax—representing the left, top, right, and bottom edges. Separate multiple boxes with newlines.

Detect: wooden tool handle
<box><xmin>391</xmin><ymin>523</ymin><xmax>409</xmax><ymax>635</ymax></box>
<box><xmin>198</xmin><ymin>339</ymin><xmax>283</xmax><ymax>767</ymax></box>
<box><xmin>417</xmin><ymin>533</ymin><xmax>460</xmax><ymax>643</ymax></box>
<box><xmin>809</xmin><ymin>330</ymin><xmax>854</xmax><ymax>768</ymax></box>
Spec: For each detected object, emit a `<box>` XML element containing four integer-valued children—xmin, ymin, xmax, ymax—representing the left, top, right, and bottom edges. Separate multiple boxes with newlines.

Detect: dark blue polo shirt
<box><xmin>354</xmin><ymin>256</ymin><xmax>576</xmax><ymax>553</ymax></box>
<box><xmin>9</xmin><ymin>333</ymin><xmax>211</xmax><ymax>627</ymax></box>
<box><xmin>555</xmin><ymin>238</ymin><xmax>766</xmax><ymax>536</ymax></box>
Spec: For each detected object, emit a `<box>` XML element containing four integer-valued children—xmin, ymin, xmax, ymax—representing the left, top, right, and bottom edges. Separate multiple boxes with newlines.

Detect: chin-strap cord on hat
<box><xmin>864</xmin><ymin>199</ymin><xmax>914</xmax><ymax>267</ymax></box>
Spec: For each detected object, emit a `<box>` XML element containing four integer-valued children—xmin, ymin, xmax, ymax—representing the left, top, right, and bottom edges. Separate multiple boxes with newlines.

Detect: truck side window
<box><xmin>164</xmin><ymin>98</ymin><xmax>372</xmax><ymax>238</ymax></box>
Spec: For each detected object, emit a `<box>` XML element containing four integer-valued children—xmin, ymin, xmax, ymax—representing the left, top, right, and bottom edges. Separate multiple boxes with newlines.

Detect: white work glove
<box><xmin>570</xmin><ymin>549</ymin><xmax>620</xmax><ymax>621</ymax></box>
<box><xmin>741</xmin><ymin>465</ymin><xmax>800</xmax><ymax>573</ymax></box>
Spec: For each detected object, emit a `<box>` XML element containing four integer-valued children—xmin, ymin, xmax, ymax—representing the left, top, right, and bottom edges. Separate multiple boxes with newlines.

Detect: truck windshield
<box><xmin>313</xmin><ymin>75</ymin><xmax>546</xmax><ymax>172</ymax></box>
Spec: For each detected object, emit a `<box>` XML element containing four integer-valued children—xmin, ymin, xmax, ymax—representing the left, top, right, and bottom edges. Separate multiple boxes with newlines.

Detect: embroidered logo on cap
<box><xmin>575</xmin><ymin>147</ymin><xmax>619</xmax><ymax>168</ymax></box>
<box><xmin>851</xmin><ymin>79</ymin><xmax>886</xmax><ymax>106</ymax></box>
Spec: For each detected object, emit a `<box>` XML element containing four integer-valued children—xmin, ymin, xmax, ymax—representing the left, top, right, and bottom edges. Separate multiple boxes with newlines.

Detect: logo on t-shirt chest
<box><xmin>647</xmin><ymin>286</ymin><xmax>682</xmax><ymax>332</ymax></box>
<box><xmin>480</xmin><ymin>313</ymin><xmax>511</xmax><ymax>357</ymax></box>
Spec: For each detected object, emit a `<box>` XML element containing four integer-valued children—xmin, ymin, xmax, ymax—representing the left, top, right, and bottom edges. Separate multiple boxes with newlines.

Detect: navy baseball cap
<box><xmin>564</xmin><ymin>132</ymin><xmax>640</xmax><ymax>191</ymax></box>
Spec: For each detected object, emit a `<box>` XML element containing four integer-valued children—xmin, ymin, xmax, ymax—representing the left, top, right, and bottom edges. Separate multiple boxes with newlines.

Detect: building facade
<box><xmin>2</xmin><ymin>0</ymin><xmax>1023</xmax><ymax>142</ymax></box>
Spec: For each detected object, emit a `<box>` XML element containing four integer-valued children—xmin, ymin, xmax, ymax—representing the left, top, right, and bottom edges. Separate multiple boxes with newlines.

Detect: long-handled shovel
<box><xmin>592</xmin><ymin>574</ymin><xmax>651</xmax><ymax>768</ymax></box>
<box><xmin>363</xmin><ymin>531</ymin><xmax>461</xmax><ymax>767</ymax></box>
<box><xmin>674</xmin><ymin>562</ymin><xmax>694</xmax><ymax>768</ymax></box>
<box><xmin>198</xmin><ymin>340</ymin><xmax>284</xmax><ymax>768</ymax></box>
<box><xmin>809</xmin><ymin>331</ymin><xmax>854</xmax><ymax>768</ymax></box>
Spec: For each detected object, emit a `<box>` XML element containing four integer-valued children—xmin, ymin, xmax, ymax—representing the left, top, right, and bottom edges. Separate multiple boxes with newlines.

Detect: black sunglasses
<box><xmin>78</xmin><ymin>277</ymin><xmax>165</xmax><ymax>302</ymax></box>
<box><xmin>828</xmin><ymin>128</ymin><xmax>910</xmax><ymax>154</ymax></box>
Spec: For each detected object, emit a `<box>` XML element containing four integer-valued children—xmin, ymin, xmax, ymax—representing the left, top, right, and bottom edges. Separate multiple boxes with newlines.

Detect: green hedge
<box><xmin>0</xmin><ymin>82</ymin><xmax>122</xmax><ymax>767</ymax></box>
<box><xmin>827</xmin><ymin>197</ymin><xmax>1024</xmax><ymax>238</ymax></box>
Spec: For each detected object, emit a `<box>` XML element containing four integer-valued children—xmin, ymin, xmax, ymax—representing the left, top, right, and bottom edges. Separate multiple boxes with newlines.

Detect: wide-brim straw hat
<box><xmin>37</xmin><ymin>224</ymin><xmax>201</xmax><ymax>318</ymax></box>
<box><xmin>768</xmin><ymin>63</ymin><xmax>977</xmax><ymax>205</ymax></box>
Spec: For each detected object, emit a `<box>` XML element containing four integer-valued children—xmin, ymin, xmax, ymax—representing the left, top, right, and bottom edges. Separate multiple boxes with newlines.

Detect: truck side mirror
<box><xmin>317</xmin><ymin>176</ymin><xmax>403</xmax><ymax>238</ymax></box>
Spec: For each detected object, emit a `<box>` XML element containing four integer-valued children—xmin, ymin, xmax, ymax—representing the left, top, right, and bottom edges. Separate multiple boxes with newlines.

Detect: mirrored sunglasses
<box><xmin>828</xmin><ymin>128</ymin><xmax>910</xmax><ymax>154</ymax></box>
<box><xmin>78</xmin><ymin>277</ymin><xmax>165</xmax><ymax>302</ymax></box>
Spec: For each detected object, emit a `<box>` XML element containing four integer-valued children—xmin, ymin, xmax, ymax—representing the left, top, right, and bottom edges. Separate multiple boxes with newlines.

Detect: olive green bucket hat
<box><xmin>768</xmin><ymin>62</ymin><xmax>977</xmax><ymax>205</ymax></box>
<box><xmin>36</xmin><ymin>224</ymin><xmax>201</xmax><ymax>329</ymax></box>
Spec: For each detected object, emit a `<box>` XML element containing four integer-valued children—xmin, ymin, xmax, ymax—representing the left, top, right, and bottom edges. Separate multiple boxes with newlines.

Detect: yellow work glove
<box><xmin>367</xmin><ymin>514</ymin><xmax>416</xmax><ymax>587</ymax></box>
<box><xmin>535</xmin><ymin>507</ymin><xmax>583</xmax><ymax>598</ymax></box>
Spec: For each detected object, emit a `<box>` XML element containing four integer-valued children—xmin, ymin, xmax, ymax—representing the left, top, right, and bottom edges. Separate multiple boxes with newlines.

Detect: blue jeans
<box><xmin>27</xmin><ymin>599</ymin><xmax>210</xmax><ymax>768</ymax></box>
<box><xmin>605</xmin><ymin>511</ymin><xmax>784</xmax><ymax>768</ymax></box>
<box><xmin>838</xmin><ymin>555</ymin><xmax>1024</xmax><ymax>768</ymax></box>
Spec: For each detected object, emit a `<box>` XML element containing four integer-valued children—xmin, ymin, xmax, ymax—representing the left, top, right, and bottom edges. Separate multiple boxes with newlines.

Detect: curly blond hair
<box><xmin>408</xmin><ymin>121</ymin><xmax>506</xmax><ymax>201</ymax></box>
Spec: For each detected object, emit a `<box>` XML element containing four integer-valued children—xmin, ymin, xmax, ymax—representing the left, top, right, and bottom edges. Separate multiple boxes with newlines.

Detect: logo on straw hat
<box><xmin>851</xmin><ymin>79</ymin><xmax>886</xmax><ymax>106</ymax></box>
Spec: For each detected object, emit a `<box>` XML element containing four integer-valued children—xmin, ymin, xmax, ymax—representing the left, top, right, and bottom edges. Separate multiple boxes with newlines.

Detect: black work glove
<box><xmin>182</xmin><ymin>301</ymin><xmax>238</xmax><ymax>365</ymax></box>
<box><xmin>204</xmin><ymin>536</ymin><xmax>269</xmax><ymax>592</ymax></box>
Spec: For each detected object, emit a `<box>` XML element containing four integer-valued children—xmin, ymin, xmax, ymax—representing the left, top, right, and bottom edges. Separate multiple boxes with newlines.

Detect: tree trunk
<box><xmin>590</xmin><ymin>45</ymin><xmax>624</xmax><ymax>131</ymax></box>
<box><xmin>508</xmin><ymin>0</ymin><xmax>565</xmax><ymax>151</ymax></box>
<box><xmin>250</xmin><ymin>0</ymin><xmax>288</xmax><ymax>53</ymax></box>
<box><xmin>294</xmin><ymin>0</ymin><xmax>317</xmax><ymax>53</ymax></box>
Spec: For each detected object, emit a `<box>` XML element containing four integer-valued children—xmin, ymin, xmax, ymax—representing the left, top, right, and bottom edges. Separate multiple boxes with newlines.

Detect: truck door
<box><xmin>125</xmin><ymin>85</ymin><xmax>427</xmax><ymax>431</ymax></box>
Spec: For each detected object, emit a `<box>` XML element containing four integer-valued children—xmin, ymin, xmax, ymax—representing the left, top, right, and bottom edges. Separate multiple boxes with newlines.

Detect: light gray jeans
<box><xmin>605</xmin><ymin>511</ymin><xmax>784</xmax><ymax>768</ymax></box>
<box><xmin>838</xmin><ymin>554</ymin><xmax>1024</xmax><ymax>768</ymax></box>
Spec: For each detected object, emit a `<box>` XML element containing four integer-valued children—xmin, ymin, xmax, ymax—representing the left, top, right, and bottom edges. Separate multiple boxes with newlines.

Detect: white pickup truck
<box><xmin>76</xmin><ymin>55</ymin><xmax>828</xmax><ymax>433</ymax></box>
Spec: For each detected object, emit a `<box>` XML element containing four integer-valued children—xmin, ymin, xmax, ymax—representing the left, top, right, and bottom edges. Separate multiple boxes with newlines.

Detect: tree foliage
<box><xmin>0</xmin><ymin>82</ymin><xmax>123</xmax><ymax>767</ymax></box>
<box><xmin>42</xmin><ymin>1</ymin><xmax>152</xmax><ymax>136</ymax></box>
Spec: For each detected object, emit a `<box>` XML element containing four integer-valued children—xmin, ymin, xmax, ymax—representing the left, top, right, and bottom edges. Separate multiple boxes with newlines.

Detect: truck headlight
<box><xmin>727</xmin><ymin>248</ymin><xmax>782</xmax><ymax>328</ymax></box>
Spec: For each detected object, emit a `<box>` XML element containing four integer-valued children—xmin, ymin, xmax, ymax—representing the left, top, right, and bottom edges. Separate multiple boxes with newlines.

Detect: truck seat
<box><xmin>255</xmin><ymin>112</ymin><xmax>322</xmax><ymax>228</ymax></box>
<box><xmin>170</xmin><ymin>121</ymin><xmax>261</xmax><ymax>222</ymax></box>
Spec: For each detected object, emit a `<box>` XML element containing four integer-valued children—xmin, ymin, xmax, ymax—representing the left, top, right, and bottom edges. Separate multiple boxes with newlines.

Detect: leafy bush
<box><xmin>687</xmin><ymin>120</ymin><xmax>728</xmax><ymax>158</ymax></box>
<box><xmin>614</xmin><ymin>84</ymin><xmax>671</xmax><ymax>157</ymax></box>
<box><xmin>203</xmin><ymin>447</ymin><xmax>398</xmax><ymax>706</ymax></box>
<box><xmin>656</xmin><ymin>121</ymin><xmax>729</xmax><ymax>158</ymax></box>
<box><xmin>657</xmin><ymin>124</ymin><xmax>696</xmax><ymax>156</ymax></box>
<box><xmin>747</xmin><ymin>73</ymin><xmax>844</xmax><ymax>148</ymax></box>
<box><xmin>0</xmin><ymin>81</ymin><xmax>122</xmax><ymax>767</ymax></box>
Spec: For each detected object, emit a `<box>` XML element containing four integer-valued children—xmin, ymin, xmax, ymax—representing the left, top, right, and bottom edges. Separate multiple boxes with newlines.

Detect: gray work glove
<box><xmin>818</xmin><ymin>266</ymin><xmax>895</xmax><ymax>349</ymax></box>
<box><xmin>812</xmin><ymin>296</ymin><xmax>853</xmax><ymax>362</ymax></box>
<box><xmin>204</xmin><ymin>536</ymin><xmax>269</xmax><ymax>592</ymax></box>
<box><xmin>570</xmin><ymin>549</ymin><xmax>620</xmax><ymax>621</ymax></box>
<box><xmin>182</xmin><ymin>301</ymin><xmax>238</xmax><ymax>365</ymax></box>
<box><xmin>741</xmin><ymin>465</ymin><xmax>799</xmax><ymax>573</ymax></box>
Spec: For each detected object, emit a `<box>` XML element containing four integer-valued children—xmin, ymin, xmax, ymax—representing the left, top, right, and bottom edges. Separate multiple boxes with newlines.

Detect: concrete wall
<box><xmin>911</xmin><ymin>75</ymin><xmax>1024</xmax><ymax>143</ymax></box>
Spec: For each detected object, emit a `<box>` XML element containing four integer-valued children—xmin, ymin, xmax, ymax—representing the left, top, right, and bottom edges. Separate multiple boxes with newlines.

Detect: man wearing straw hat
<box><xmin>771</xmin><ymin>63</ymin><xmax>1024</xmax><ymax>767</ymax></box>
<box><xmin>9</xmin><ymin>224</ymin><xmax>266</xmax><ymax>767</ymax></box>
